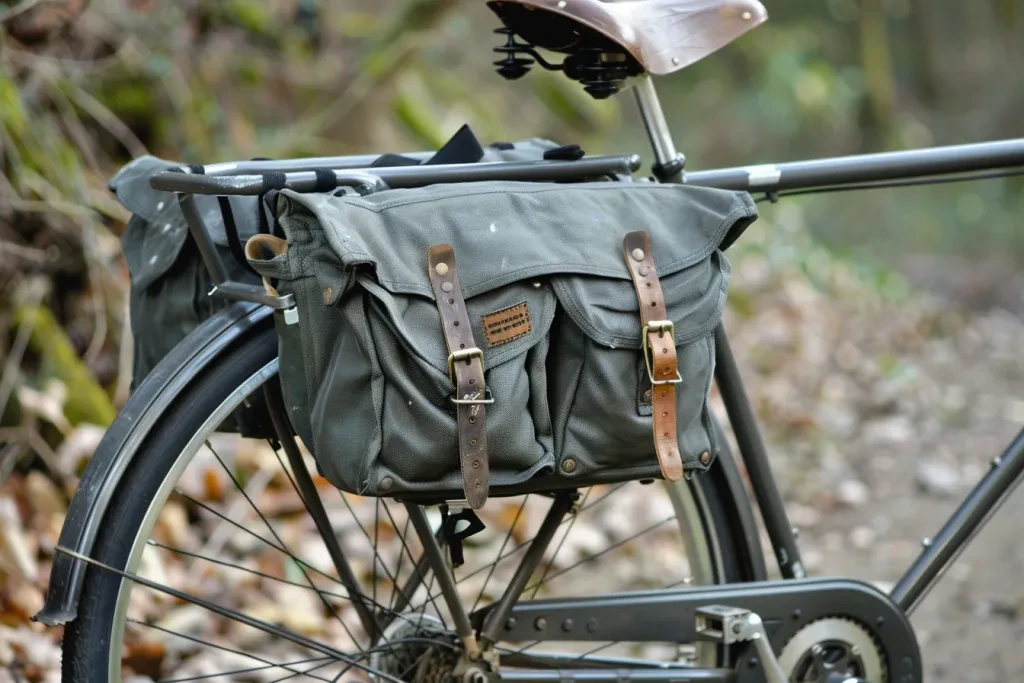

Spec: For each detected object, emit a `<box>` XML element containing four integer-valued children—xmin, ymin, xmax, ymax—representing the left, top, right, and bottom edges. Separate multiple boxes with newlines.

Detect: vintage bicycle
<box><xmin>36</xmin><ymin>2</ymin><xmax>1024</xmax><ymax>682</ymax></box>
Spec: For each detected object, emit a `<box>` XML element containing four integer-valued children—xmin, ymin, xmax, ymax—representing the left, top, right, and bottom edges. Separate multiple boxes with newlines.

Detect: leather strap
<box><xmin>427</xmin><ymin>244</ymin><xmax>490</xmax><ymax>508</ymax></box>
<box><xmin>622</xmin><ymin>231</ymin><xmax>684</xmax><ymax>482</ymax></box>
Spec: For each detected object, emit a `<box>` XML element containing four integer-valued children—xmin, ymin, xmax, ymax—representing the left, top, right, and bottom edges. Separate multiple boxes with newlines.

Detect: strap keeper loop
<box><xmin>642</xmin><ymin>322</ymin><xmax>683</xmax><ymax>386</ymax></box>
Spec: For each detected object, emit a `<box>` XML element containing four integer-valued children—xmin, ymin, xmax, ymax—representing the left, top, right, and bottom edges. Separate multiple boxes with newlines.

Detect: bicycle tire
<box><xmin>61</xmin><ymin>327</ymin><xmax>762</xmax><ymax>682</ymax></box>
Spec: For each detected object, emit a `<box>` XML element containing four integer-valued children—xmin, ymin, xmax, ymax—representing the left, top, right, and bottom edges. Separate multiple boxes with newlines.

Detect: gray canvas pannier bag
<box><xmin>248</xmin><ymin>180</ymin><xmax>757</xmax><ymax>507</ymax></box>
<box><xmin>111</xmin><ymin>138</ymin><xmax>562</xmax><ymax>390</ymax></box>
<box><xmin>111</xmin><ymin>156</ymin><xmax>265</xmax><ymax>389</ymax></box>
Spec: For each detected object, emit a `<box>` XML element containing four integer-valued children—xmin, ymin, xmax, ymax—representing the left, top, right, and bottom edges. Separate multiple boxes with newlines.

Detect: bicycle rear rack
<box><xmin>150</xmin><ymin>152</ymin><xmax>642</xmax><ymax>311</ymax></box>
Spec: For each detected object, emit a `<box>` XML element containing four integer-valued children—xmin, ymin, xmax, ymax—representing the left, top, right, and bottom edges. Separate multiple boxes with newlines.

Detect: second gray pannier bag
<box><xmin>248</xmin><ymin>180</ymin><xmax>757</xmax><ymax>507</ymax></box>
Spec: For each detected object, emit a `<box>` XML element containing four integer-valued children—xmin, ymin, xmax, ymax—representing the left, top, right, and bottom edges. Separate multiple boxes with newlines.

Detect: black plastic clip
<box><xmin>440</xmin><ymin>505</ymin><xmax>486</xmax><ymax>568</ymax></box>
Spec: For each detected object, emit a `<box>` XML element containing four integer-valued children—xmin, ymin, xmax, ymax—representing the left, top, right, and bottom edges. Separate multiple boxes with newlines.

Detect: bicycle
<box><xmin>35</xmin><ymin>2</ymin><xmax>1024</xmax><ymax>682</ymax></box>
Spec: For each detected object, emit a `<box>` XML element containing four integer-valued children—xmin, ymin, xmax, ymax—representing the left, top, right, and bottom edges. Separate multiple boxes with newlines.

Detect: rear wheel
<box><xmin>62</xmin><ymin>328</ymin><xmax>763</xmax><ymax>682</ymax></box>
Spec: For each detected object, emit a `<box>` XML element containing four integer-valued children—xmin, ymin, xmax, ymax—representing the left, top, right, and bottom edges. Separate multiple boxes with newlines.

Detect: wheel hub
<box><xmin>370</xmin><ymin>613</ymin><xmax>460</xmax><ymax>683</ymax></box>
<box><xmin>777</xmin><ymin>617</ymin><xmax>887</xmax><ymax>683</ymax></box>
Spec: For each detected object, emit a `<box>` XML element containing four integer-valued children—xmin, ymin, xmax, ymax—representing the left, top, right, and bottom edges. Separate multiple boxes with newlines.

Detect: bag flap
<box><xmin>275</xmin><ymin>180</ymin><xmax>756</xmax><ymax>300</ymax></box>
<box><xmin>549</xmin><ymin>252</ymin><xmax>730</xmax><ymax>349</ymax></box>
<box><xmin>111</xmin><ymin>156</ymin><xmax>262</xmax><ymax>287</ymax></box>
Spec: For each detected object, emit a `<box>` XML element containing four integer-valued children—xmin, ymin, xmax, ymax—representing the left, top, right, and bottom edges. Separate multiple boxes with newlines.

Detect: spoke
<box><xmin>496</xmin><ymin>644</ymin><xmax>666</xmax><ymax>669</ymax></box>
<box><xmin>380</xmin><ymin>500</ymin><xmax>419</xmax><ymax>613</ymax></box>
<box><xmin>570</xmin><ymin>641</ymin><xmax>624</xmax><ymax>664</ymax></box>
<box><xmin>528</xmin><ymin>489</ymin><xmax>591</xmax><ymax>599</ymax></box>
<box><xmin>411</xmin><ymin>484</ymin><xmax>629</xmax><ymax>615</ymax></box>
<box><xmin>157</xmin><ymin>655</ymin><xmax>334</xmax><ymax>683</ymax></box>
<box><xmin>337</xmin><ymin>491</ymin><xmax>399</xmax><ymax>588</ymax></box>
<box><xmin>260</xmin><ymin>389</ymin><xmax>382</xmax><ymax>641</ymax></box>
<box><xmin>177</xmin><ymin>491</ymin><xmax>350</xmax><ymax>592</ymax></box>
<box><xmin>265</xmin><ymin>657</ymin><xmax>339</xmax><ymax>683</ymax></box>
<box><xmin>388</xmin><ymin>514</ymin><xmax>412</xmax><ymax>613</ymax></box>
<box><xmin>205</xmin><ymin>440</ymin><xmax>362</xmax><ymax>647</ymax></box>
<box><xmin>147</xmin><ymin>539</ymin><xmax>354</xmax><ymax>604</ymax></box>
<box><xmin>523</xmin><ymin>515</ymin><xmax>676</xmax><ymax>593</ymax></box>
<box><xmin>128</xmin><ymin>618</ymin><xmax>336</xmax><ymax>683</ymax></box>
<box><xmin>60</xmin><ymin>547</ymin><xmax>405</xmax><ymax>683</ymax></box>
<box><xmin>373</xmin><ymin>499</ymin><xmax>380</xmax><ymax>613</ymax></box>
<box><xmin>471</xmin><ymin>495</ymin><xmax>529</xmax><ymax>614</ymax></box>
<box><xmin>422</xmin><ymin>555</ymin><xmax>448</xmax><ymax>629</ymax></box>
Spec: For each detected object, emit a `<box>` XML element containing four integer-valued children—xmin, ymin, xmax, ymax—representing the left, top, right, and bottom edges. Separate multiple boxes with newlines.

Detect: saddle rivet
<box><xmin>435</xmin><ymin>263</ymin><xmax>449</xmax><ymax>276</ymax></box>
<box><xmin>561</xmin><ymin>458</ymin><xmax>577</xmax><ymax>474</ymax></box>
<box><xmin>441</xmin><ymin>282</ymin><xmax>453</xmax><ymax>293</ymax></box>
<box><xmin>631</xmin><ymin>248</ymin><xmax>645</xmax><ymax>262</ymax></box>
<box><xmin>699</xmin><ymin>451</ymin><xmax>711</xmax><ymax>465</ymax></box>
<box><xmin>380</xmin><ymin>476</ymin><xmax>393</xmax><ymax>491</ymax></box>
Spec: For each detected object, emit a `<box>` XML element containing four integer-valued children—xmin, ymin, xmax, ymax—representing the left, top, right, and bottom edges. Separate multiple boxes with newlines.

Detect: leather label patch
<box><xmin>481</xmin><ymin>301</ymin><xmax>531</xmax><ymax>348</ymax></box>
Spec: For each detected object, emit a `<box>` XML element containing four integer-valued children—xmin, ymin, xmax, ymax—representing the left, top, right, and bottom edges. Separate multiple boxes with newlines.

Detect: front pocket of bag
<box><xmin>550</xmin><ymin>258</ymin><xmax>728</xmax><ymax>480</ymax></box>
<box><xmin>315</xmin><ymin>278</ymin><xmax>557</xmax><ymax>498</ymax></box>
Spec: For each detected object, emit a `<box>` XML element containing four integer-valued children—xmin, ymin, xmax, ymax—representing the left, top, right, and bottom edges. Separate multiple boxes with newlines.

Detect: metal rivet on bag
<box><xmin>435</xmin><ymin>263</ymin><xmax>449</xmax><ymax>276</ymax></box>
<box><xmin>380</xmin><ymin>476</ymin><xmax>394</xmax><ymax>491</ymax></box>
<box><xmin>638</xmin><ymin>266</ymin><xmax>649</xmax><ymax>276</ymax></box>
<box><xmin>473</xmin><ymin>460</ymin><xmax>480</xmax><ymax>469</ymax></box>
<box><xmin>441</xmin><ymin>282</ymin><xmax>453</xmax><ymax>293</ymax></box>
<box><xmin>642</xmin><ymin>389</ymin><xmax>652</xmax><ymax>403</ymax></box>
<box><xmin>532</xmin><ymin>282</ymin><xmax>542</xmax><ymax>288</ymax></box>
<box><xmin>561</xmin><ymin>458</ymin><xmax>577</xmax><ymax>474</ymax></box>
<box><xmin>631</xmin><ymin>248</ymin><xmax>645</xmax><ymax>261</ymax></box>
<box><xmin>322</xmin><ymin>287</ymin><xmax>333</xmax><ymax>304</ymax></box>
<box><xmin>700</xmin><ymin>451</ymin><xmax>711</xmax><ymax>465</ymax></box>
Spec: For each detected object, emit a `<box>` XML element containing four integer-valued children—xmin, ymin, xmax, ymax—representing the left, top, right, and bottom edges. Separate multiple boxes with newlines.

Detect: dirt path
<box><xmin>721</xmin><ymin>247</ymin><xmax>1024</xmax><ymax>682</ymax></box>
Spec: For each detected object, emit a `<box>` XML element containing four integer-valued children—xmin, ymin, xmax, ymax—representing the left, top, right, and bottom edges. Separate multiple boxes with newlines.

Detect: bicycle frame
<box><xmin>139</xmin><ymin>74</ymin><xmax>1024</xmax><ymax>672</ymax></box>
<box><xmin>630</xmin><ymin>74</ymin><xmax>1024</xmax><ymax>615</ymax></box>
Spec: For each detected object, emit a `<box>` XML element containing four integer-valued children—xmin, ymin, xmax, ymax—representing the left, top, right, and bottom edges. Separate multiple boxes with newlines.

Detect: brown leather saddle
<box><xmin>488</xmin><ymin>0</ymin><xmax>767</xmax><ymax>75</ymax></box>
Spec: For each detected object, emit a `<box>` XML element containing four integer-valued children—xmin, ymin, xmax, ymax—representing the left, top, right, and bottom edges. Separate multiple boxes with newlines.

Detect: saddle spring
<box><xmin>492</xmin><ymin>27</ymin><xmax>637</xmax><ymax>99</ymax></box>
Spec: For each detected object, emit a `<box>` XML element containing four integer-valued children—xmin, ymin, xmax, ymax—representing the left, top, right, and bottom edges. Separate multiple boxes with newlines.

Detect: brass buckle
<box><xmin>448</xmin><ymin>347</ymin><xmax>485</xmax><ymax>382</ymax></box>
<box><xmin>450</xmin><ymin>388</ymin><xmax>495</xmax><ymax>406</ymax></box>
<box><xmin>642</xmin><ymin>321</ymin><xmax>683</xmax><ymax>386</ymax></box>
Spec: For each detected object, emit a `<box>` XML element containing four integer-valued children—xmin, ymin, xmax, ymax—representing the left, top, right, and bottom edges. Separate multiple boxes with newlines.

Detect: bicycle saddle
<box><xmin>487</xmin><ymin>0</ymin><xmax>767</xmax><ymax>75</ymax></box>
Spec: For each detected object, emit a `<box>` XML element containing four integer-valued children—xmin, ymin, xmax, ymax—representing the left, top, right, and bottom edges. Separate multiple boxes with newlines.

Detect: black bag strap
<box><xmin>216</xmin><ymin>196</ymin><xmax>259</xmax><ymax>276</ymax></box>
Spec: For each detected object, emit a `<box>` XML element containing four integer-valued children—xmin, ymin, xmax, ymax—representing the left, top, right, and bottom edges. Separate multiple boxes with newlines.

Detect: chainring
<box><xmin>777</xmin><ymin>617</ymin><xmax>887</xmax><ymax>683</ymax></box>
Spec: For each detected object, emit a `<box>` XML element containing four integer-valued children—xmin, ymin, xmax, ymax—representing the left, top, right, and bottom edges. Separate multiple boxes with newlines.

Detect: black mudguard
<box><xmin>34</xmin><ymin>302</ymin><xmax>273</xmax><ymax>626</ymax></box>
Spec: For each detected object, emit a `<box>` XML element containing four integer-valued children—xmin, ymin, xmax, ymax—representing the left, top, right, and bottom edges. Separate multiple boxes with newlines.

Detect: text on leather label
<box><xmin>481</xmin><ymin>301</ymin><xmax>531</xmax><ymax>348</ymax></box>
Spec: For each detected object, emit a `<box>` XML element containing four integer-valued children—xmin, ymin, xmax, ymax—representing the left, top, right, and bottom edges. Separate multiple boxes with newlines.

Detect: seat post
<box><xmin>633</xmin><ymin>75</ymin><xmax>686</xmax><ymax>183</ymax></box>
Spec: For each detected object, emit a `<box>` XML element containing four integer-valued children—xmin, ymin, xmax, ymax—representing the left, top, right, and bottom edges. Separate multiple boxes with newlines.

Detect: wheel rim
<box><xmin>105</xmin><ymin>360</ymin><xmax>728</xmax><ymax>682</ymax></box>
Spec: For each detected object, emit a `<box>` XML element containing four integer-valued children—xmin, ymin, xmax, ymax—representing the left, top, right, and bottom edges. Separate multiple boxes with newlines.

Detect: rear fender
<box><xmin>34</xmin><ymin>302</ymin><xmax>273</xmax><ymax>626</ymax></box>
